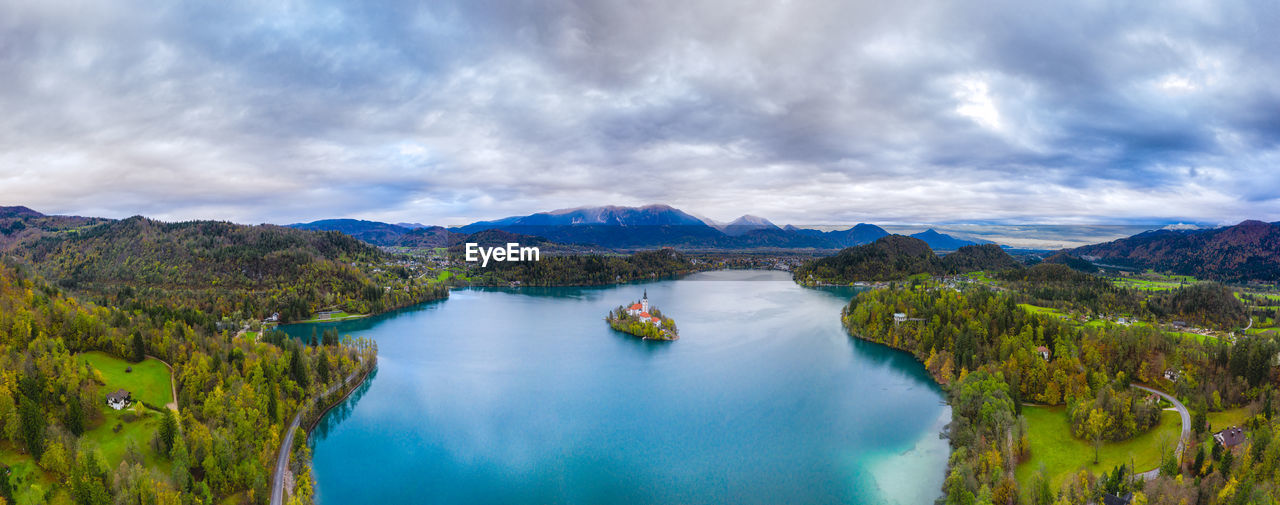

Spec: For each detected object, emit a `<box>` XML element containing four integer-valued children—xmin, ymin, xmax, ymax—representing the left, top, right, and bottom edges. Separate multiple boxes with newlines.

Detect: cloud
<box><xmin>0</xmin><ymin>0</ymin><xmax>1278</xmax><ymax>226</ymax></box>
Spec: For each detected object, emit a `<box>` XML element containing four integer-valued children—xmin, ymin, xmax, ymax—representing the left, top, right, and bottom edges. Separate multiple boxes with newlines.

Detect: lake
<box><xmin>283</xmin><ymin>269</ymin><xmax>950</xmax><ymax>505</ymax></box>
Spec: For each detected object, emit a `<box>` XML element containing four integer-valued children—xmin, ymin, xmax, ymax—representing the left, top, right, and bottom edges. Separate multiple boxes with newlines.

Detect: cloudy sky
<box><xmin>1</xmin><ymin>0</ymin><xmax>1278</xmax><ymax>226</ymax></box>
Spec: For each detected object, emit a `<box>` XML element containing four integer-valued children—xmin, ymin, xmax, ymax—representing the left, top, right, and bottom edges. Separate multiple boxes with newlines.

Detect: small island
<box><xmin>606</xmin><ymin>290</ymin><xmax>679</xmax><ymax>340</ymax></box>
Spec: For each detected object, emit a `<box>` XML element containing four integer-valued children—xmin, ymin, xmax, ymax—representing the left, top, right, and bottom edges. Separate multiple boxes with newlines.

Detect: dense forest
<box><xmin>462</xmin><ymin>249</ymin><xmax>700</xmax><ymax>286</ymax></box>
<box><xmin>0</xmin><ymin>261</ymin><xmax>373</xmax><ymax>504</ymax></box>
<box><xmin>844</xmin><ymin>280</ymin><xmax>1280</xmax><ymax>505</ymax></box>
<box><xmin>792</xmin><ymin>235</ymin><xmax>946</xmax><ymax>282</ymax></box>
<box><xmin>13</xmin><ymin>217</ymin><xmax>447</xmax><ymax>325</ymax></box>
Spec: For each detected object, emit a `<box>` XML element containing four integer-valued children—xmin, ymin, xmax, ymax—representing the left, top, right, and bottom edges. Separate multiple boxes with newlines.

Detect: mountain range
<box><xmin>288</xmin><ymin>204</ymin><xmax>986</xmax><ymax>251</ymax></box>
<box><xmin>1069</xmin><ymin>219</ymin><xmax>1280</xmax><ymax>282</ymax></box>
<box><xmin>6</xmin><ymin>204</ymin><xmax>1280</xmax><ymax>282</ymax></box>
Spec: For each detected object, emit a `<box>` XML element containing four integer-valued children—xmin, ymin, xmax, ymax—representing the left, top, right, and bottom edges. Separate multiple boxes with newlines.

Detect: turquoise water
<box><xmin>285</xmin><ymin>270</ymin><xmax>950</xmax><ymax>504</ymax></box>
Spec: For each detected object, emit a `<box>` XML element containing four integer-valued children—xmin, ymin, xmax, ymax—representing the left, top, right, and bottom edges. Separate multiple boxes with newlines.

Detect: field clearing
<box><xmin>1208</xmin><ymin>407</ymin><xmax>1254</xmax><ymax>433</ymax></box>
<box><xmin>1016</xmin><ymin>406</ymin><xmax>1181</xmax><ymax>491</ymax></box>
<box><xmin>80</xmin><ymin>405</ymin><xmax>172</xmax><ymax>473</ymax></box>
<box><xmin>80</xmin><ymin>351</ymin><xmax>173</xmax><ymax>408</ymax></box>
<box><xmin>300</xmin><ymin>311</ymin><xmax>368</xmax><ymax>323</ymax></box>
<box><xmin>0</xmin><ymin>443</ymin><xmax>61</xmax><ymax>505</ymax></box>
<box><xmin>965</xmin><ymin>271</ymin><xmax>997</xmax><ymax>283</ymax></box>
<box><xmin>1165</xmin><ymin>330</ymin><xmax>1217</xmax><ymax>343</ymax></box>
<box><xmin>1018</xmin><ymin>303</ymin><xmax>1067</xmax><ymax>317</ymax></box>
<box><xmin>1112</xmin><ymin>278</ymin><xmax>1184</xmax><ymax>291</ymax></box>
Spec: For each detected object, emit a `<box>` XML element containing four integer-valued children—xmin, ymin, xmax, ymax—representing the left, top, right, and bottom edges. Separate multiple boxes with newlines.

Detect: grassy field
<box><xmin>299</xmin><ymin>311</ymin><xmax>367</xmax><ymax>323</ymax></box>
<box><xmin>80</xmin><ymin>405</ymin><xmax>172</xmax><ymax>473</ymax></box>
<box><xmin>1208</xmin><ymin>407</ymin><xmax>1254</xmax><ymax>433</ymax></box>
<box><xmin>0</xmin><ymin>443</ymin><xmax>62</xmax><ymax>505</ymax></box>
<box><xmin>1164</xmin><ymin>330</ymin><xmax>1220</xmax><ymax>343</ymax></box>
<box><xmin>1016</xmin><ymin>406</ymin><xmax>1182</xmax><ymax>490</ymax></box>
<box><xmin>965</xmin><ymin>271</ymin><xmax>997</xmax><ymax>283</ymax></box>
<box><xmin>1111</xmin><ymin>271</ymin><xmax>1200</xmax><ymax>291</ymax></box>
<box><xmin>1018</xmin><ymin>303</ymin><xmax>1067</xmax><ymax>317</ymax></box>
<box><xmin>79</xmin><ymin>351</ymin><xmax>173</xmax><ymax>409</ymax></box>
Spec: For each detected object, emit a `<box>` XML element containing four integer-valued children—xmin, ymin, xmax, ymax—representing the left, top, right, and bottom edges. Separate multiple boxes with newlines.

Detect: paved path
<box><xmin>270</xmin><ymin>367</ymin><xmax>367</xmax><ymax>505</ymax></box>
<box><xmin>1132</xmin><ymin>384</ymin><xmax>1190</xmax><ymax>481</ymax></box>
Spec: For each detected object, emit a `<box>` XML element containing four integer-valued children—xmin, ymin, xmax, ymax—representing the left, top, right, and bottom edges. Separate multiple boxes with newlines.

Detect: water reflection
<box><xmin>310</xmin><ymin>366</ymin><xmax>377</xmax><ymax>442</ymax></box>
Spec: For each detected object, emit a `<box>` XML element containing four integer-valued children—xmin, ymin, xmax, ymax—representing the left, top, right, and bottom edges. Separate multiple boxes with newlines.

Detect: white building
<box><xmin>106</xmin><ymin>389</ymin><xmax>131</xmax><ymax>410</ymax></box>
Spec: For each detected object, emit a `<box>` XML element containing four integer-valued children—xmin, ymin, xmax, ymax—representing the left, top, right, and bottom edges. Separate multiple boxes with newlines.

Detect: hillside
<box><xmin>910</xmin><ymin>229</ymin><xmax>984</xmax><ymax>250</ymax></box>
<box><xmin>16</xmin><ymin>216</ymin><xmax>446</xmax><ymax>323</ymax></box>
<box><xmin>794</xmin><ymin>237</ymin><xmax>1023</xmax><ymax>283</ymax></box>
<box><xmin>0</xmin><ymin>207</ymin><xmax>111</xmax><ymax>251</ymax></box>
<box><xmin>1070</xmin><ymin>220</ymin><xmax>1280</xmax><ymax>282</ymax></box>
<box><xmin>941</xmin><ymin>244</ymin><xmax>1023</xmax><ymax>272</ymax></box>
<box><xmin>1041</xmin><ymin>252</ymin><xmax>1100</xmax><ymax>273</ymax></box>
<box><xmin>289</xmin><ymin>219</ymin><xmax>454</xmax><ymax>248</ymax></box>
<box><xmin>793</xmin><ymin>235</ymin><xmax>943</xmax><ymax>282</ymax></box>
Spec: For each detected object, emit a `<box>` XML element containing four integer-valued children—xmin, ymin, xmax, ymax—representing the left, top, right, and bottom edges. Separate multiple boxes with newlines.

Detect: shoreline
<box><xmin>270</xmin><ymin>360</ymin><xmax>377</xmax><ymax>505</ymax></box>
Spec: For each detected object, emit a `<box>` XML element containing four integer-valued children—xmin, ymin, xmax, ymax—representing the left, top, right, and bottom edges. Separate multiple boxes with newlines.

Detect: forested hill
<box><xmin>0</xmin><ymin>206</ymin><xmax>111</xmax><ymax>251</ymax></box>
<box><xmin>793</xmin><ymin>236</ymin><xmax>1022</xmax><ymax>283</ymax></box>
<box><xmin>13</xmin><ymin>216</ymin><xmax>446</xmax><ymax>324</ymax></box>
<box><xmin>940</xmin><ymin>244</ymin><xmax>1022</xmax><ymax>272</ymax></box>
<box><xmin>1069</xmin><ymin>219</ymin><xmax>1280</xmax><ymax>282</ymax></box>
<box><xmin>288</xmin><ymin>218</ymin><xmax>454</xmax><ymax>248</ymax></box>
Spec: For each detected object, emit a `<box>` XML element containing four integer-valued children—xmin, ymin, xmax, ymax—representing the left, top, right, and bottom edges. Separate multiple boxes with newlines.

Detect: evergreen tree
<box><xmin>290</xmin><ymin>349</ymin><xmax>311</xmax><ymax>389</ymax></box>
<box><xmin>64</xmin><ymin>392</ymin><xmax>85</xmax><ymax>436</ymax></box>
<box><xmin>159</xmin><ymin>410</ymin><xmax>178</xmax><ymax>456</ymax></box>
<box><xmin>18</xmin><ymin>396</ymin><xmax>45</xmax><ymax>457</ymax></box>
<box><xmin>318</xmin><ymin>353</ymin><xmax>331</xmax><ymax>384</ymax></box>
<box><xmin>131</xmin><ymin>331</ymin><xmax>145</xmax><ymax>362</ymax></box>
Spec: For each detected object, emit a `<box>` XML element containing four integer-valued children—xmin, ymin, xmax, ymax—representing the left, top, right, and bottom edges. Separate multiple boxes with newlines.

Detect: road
<box><xmin>1132</xmin><ymin>384</ymin><xmax>1190</xmax><ymax>481</ymax></box>
<box><xmin>270</xmin><ymin>368</ymin><xmax>366</xmax><ymax>505</ymax></box>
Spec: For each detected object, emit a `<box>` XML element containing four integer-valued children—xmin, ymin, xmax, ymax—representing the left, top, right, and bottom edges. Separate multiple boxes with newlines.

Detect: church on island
<box><xmin>625</xmin><ymin>290</ymin><xmax>663</xmax><ymax>327</ymax></box>
<box><xmin>607</xmin><ymin>290</ymin><xmax>678</xmax><ymax>341</ymax></box>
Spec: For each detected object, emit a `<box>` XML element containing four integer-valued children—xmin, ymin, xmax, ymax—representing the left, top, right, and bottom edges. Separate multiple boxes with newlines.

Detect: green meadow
<box><xmin>80</xmin><ymin>351</ymin><xmax>173</xmax><ymax>409</ymax></box>
<box><xmin>1016</xmin><ymin>406</ymin><xmax>1182</xmax><ymax>491</ymax></box>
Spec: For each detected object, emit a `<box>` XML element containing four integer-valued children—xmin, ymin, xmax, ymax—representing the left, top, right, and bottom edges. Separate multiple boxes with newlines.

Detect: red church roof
<box><xmin>639</xmin><ymin>312</ymin><xmax>650</xmax><ymax>318</ymax></box>
<box><xmin>629</xmin><ymin>303</ymin><xmax>643</xmax><ymax>310</ymax></box>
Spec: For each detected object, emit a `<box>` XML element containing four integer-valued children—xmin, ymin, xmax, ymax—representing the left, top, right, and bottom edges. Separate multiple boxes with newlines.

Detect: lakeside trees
<box><xmin>845</xmin><ymin>276</ymin><xmax>1280</xmax><ymax>504</ymax></box>
<box><xmin>0</xmin><ymin>262</ymin><xmax>370</xmax><ymax>504</ymax></box>
<box><xmin>465</xmin><ymin>249</ymin><xmax>698</xmax><ymax>286</ymax></box>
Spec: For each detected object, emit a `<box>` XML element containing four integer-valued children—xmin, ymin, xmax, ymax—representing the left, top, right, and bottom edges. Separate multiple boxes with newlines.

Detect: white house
<box><xmin>106</xmin><ymin>389</ymin><xmax>131</xmax><ymax>410</ymax></box>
